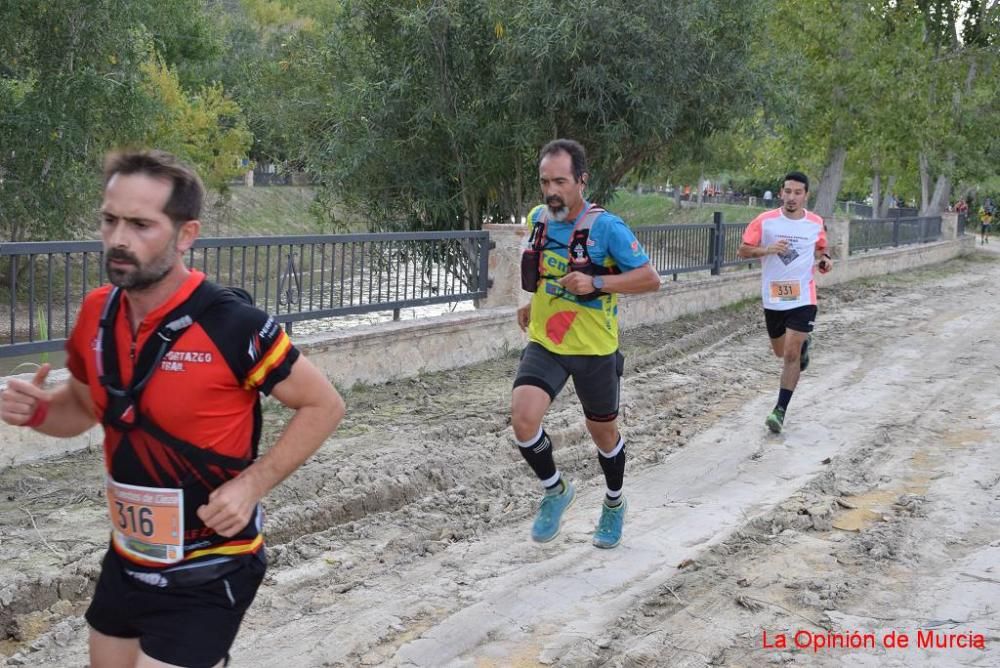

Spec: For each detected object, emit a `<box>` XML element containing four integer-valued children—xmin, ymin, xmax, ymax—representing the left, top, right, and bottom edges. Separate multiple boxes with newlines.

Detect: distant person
<box><xmin>737</xmin><ymin>171</ymin><xmax>831</xmax><ymax>434</ymax></box>
<box><xmin>0</xmin><ymin>150</ymin><xmax>345</xmax><ymax>667</ymax></box>
<box><xmin>764</xmin><ymin>189</ymin><xmax>773</xmax><ymax>208</ymax></box>
<box><xmin>513</xmin><ymin>139</ymin><xmax>660</xmax><ymax>549</ymax></box>
<box><xmin>980</xmin><ymin>206</ymin><xmax>993</xmax><ymax>245</ymax></box>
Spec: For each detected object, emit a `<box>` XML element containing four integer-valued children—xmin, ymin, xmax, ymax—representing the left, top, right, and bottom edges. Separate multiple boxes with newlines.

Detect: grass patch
<box><xmin>607</xmin><ymin>191</ymin><xmax>767</xmax><ymax>228</ymax></box>
<box><xmin>200</xmin><ymin>186</ymin><xmax>364</xmax><ymax>237</ymax></box>
<box><xmin>193</xmin><ymin>188</ymin><xmax>771</xmax><ymax>238</ymax></box>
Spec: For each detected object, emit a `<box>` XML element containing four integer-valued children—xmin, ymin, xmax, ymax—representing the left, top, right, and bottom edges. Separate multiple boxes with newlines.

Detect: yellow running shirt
<box><xmin>526</xmin><ymin>203</ymin><xmax>650</xmax><ymax>355</ymax></box>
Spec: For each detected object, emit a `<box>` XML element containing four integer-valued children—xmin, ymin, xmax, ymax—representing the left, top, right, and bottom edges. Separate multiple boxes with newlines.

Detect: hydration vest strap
<box><xmin>96</xmin><ymin>281</ymin><xmax>251</xmax><ymax>471</ymax></box>
<box><xmin>133</xmin><ymin>417</ymin><xmax>251</xmax><ymax>470</ymax></box>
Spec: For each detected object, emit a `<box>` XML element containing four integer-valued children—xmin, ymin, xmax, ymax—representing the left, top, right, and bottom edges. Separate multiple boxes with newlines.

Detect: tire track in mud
<box><xmin>2</xmin><ymin>254</ymin><xmax>997</xmax><ymax>666</ymax></box>
<box><xmin>0</xmin><ymin>284</ymin><xmax>768</xmax><ymax>655</ymax></box>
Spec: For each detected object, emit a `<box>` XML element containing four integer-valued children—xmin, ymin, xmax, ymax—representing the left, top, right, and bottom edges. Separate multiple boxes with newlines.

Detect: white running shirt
<box><xmin>742</xmin><ymin>209</ymin><xmax>827</xmax><ymax>311</ymax></box>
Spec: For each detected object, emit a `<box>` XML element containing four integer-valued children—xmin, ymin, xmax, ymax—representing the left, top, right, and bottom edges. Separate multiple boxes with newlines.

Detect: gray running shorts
<box><xmin>513</xmin><ymin>342</ymin><xmax>624</xmax><ymax>422</ymax></box>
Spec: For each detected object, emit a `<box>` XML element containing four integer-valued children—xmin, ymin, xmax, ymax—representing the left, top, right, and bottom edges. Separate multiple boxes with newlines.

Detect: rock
<box><xmin>795</xmin><ymin>590</ymin><xmax>822</xmax><ymax>607</ymax></box>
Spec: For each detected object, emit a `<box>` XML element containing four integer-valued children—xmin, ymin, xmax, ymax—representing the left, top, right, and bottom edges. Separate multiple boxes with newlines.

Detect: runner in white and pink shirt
<box><xmin>738</xmin><ymin>171</ymin><xmax>833</xmax><ymax>433</ymax></box>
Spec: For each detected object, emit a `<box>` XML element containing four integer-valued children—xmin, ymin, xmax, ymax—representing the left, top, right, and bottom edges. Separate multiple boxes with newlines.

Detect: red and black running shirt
<box><xmin>66</xmin><ymin>270</ymin><xmax>299</xmax><ymax>568</ymax></box>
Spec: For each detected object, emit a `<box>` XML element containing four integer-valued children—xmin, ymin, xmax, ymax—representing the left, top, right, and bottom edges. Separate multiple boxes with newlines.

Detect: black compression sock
<box><xmin>777</xmin><ymin>388</ymin><xmax>794</xmax><ymax>410</ymax></box>
<box><xmin>517</xmin><ymin>430</ymin><xmax>558</xmax><ymax>484</ymax></box>
<box><xmin>598</xmin><ymin>435</ymin><xmax>626</xmax><ymax>503</ymax></box>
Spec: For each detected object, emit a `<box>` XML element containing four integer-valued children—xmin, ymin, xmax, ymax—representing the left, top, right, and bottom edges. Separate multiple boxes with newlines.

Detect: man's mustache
<box><xmin>106</xmin><ymin>249</ymin><xmax>138</xmax><ymax>264</ymax></box>
<box><xmin>546</xmin><ymin>196</ymin><xmax>565</xmax><ymax>208</ymax></box>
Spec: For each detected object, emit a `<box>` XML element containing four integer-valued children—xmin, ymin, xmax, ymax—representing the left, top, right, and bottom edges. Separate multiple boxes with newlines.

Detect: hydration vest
<box><xmin>520</xmin><ymin>204</ymin><xmax>620</xmax><ymax>301</ymax></box>
<box><xmin>96</xmin><ymin>281</ymin><xmax>257</xmax><ymax>472</ymax></box>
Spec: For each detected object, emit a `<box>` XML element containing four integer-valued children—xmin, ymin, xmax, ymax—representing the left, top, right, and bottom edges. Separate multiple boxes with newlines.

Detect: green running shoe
<box><xmin>592</xmin><ymin>497</ymin><xmax>627</xmax><ymax>549</ymax></box>
<box><xmin>765</xmin><ymin>406</ymin><xmax>786</xmax><ymax>433</ymax></box>
<box><xmin>800</xmin><ymin>334</ymin><xmax>811</xmax><ymax>371</ymax></box>
<box><xmin>531</xmin><ymin>480</ymin><xmax>576</xmax><ymax>543</ymax></box>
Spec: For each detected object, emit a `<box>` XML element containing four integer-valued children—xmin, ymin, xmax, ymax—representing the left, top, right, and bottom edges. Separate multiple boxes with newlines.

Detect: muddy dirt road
<box><xmin>2</xmin><ymin>253</ymin><xmax>999</xmax><ymax>667</ymax></box>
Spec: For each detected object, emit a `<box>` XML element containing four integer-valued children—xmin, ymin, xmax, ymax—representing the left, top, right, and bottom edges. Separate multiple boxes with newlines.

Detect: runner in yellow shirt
<box><xmin>513</xmin><ymin>139</ymin><xmax>660</xmax><ymax>548</ymax></box>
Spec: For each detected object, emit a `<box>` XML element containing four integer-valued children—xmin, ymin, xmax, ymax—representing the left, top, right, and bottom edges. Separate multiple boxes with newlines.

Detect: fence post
<box><xmin>892</xmin><ymin>219</ymin><xmax>900</xmax><ymax>247</ymax></box>
<box><xmin>825</xmin><ymin>217</ymin><xmax>850</xmax><ymax>259</ymax></box>
<box><xmin>941</xmin><ymin>212</ymin><xmax>958</xmax><ymax>240</ymax></box>
<box><xmin>482</xmin><ymin>224</ymin><xmax>531</xmax><ymax>309</ymax></box>
<box><xmin>710</xmin><ymin>211</ymin><xmax>723</xmax><ymax>275</ymax></box>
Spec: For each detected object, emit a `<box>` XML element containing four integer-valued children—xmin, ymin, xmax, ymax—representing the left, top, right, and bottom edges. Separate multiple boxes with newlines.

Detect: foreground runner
<box><xmin>512</xmin><ymin>139</ymin><xmax>660</xmax><ymax>548</ymax></box>
<box><xmin>738</xmin><ymin>171</ymin><xmax>831</xmax><ymax>433</ymax></box>
<box><xmin>1</xmin><ymin>150</ymin><xmax>344</xmax><ymax>667</ymax></box>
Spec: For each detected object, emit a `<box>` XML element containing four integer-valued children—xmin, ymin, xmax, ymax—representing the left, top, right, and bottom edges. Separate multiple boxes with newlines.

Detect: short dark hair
<box><xmin>539</xmin><ymin>139</ymin><xmax>588</xmax><ymax>183</ymax></box>
<box><xmin>103</xmin><ymin>150</ymin><xmax>205</xmax><ymax>224</ymax></box>
<box><xmin>783</xmin><ymin>171</ymin><xmax>809</xmax><ymax>192</ymax></box>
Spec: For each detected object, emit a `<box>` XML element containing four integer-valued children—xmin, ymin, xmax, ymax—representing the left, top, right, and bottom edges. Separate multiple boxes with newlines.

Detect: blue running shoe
<box><xmin>592</xmin><ymin>497</ymin><xmax>627</xmax><ymax>549</ymax></box>
<box><xmin>531</xmin><ymin>480</ymin><xmax>576</xmax><ymax>543</ymax></box>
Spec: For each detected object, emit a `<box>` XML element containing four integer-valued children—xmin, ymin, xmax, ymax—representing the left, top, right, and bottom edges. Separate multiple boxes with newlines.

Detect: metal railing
<box><xmin>635</xmin><ymin>212</ymin><xmax>758</xmax><ymax>279</ymax></box>
<box><xmin>839</xmin><ymin>202</ymin><xmax>920</xmax><ymax>219</ymax></box>
<box><xmin>849</xmin><ymin>216</ymin><xmax>942</xmax><ymax>254</ymax></box>
<box><xmin>0</xmin><ymin>231</ymin><xmax>490</xmax><ymax>358</ymax></box>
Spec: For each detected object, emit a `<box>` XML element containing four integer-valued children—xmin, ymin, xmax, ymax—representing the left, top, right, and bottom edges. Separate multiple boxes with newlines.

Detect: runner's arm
<box><xmin>197</xmin><ymin>354</ymin><xmax>344</xmax><ymax>536</ymax></box>
<box><xmin>595</xmin><ymin>262</ymin><xmax>661</xmax><ymax>294</ymax></box>
<box><xmin>558</xmin><ymin>262</ymin><xmax>660</xmax><ymax>296</ymax></box>
<box><xmin>815</xmin><ymin>248</ymin><xmax>833</xmax><ymax>273</ymax></box>
<box><xmin>0</xmin><ymin>365</ymin><xmax>97</xmax><ymax>437</ymax></box>
<box><xmin>738</xmin><ymin>241</ymin><xmax>788</xmax><ymax>259</ymax></box>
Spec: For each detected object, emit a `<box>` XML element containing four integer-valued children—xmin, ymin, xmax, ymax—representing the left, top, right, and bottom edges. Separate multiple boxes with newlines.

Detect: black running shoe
<box><xmin>800</xmin><ymin>334</ymin><xmax>811</xmax><ymax>371</ymax></box>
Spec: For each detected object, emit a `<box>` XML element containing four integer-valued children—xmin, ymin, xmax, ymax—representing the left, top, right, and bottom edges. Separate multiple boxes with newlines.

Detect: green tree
<box><xmin>141</xmin><ymin>58</ymin><xmax>253</xmax><ymax>197</ymax></box>
<box><xmin>0</xmin><ymin>0</ymin><xmax>229</xmax><ymax>242</ymax></box>
<box><xmin>909</xmin><ymin>0</ymin><xmax>999</xmax><ymax>213</ymax></box>
<box><xmin>285</xmin><ymin>0</ymin><xmax>763</xmax><ymax>231</ymax></box>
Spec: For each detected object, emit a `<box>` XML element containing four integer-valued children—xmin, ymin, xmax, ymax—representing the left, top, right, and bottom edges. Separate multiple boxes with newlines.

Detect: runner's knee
<box><xmin>511</xmin><ymin>384</ymin><xmax>550</xmax><ymax>441</ymax></box>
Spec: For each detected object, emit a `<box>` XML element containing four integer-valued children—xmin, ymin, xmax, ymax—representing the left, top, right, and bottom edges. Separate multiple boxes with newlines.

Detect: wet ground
<box><xmin>2</xmin><ymin>252</ymin><xmax>999</xmax><ymax>667</ymax></box>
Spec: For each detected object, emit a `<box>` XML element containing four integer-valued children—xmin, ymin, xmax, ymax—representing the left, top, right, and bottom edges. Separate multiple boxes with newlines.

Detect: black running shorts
<box><xmin>85</xmin><ymin>548</ymin><xmax>266</xmax><ymax>668</ymax></box>
<box><xmin>764</xmin><ymin>305</ymin><xmax>817</xmax><ymax>339</ymax></box>
<box><xmin>513</xmin><ymin>342</ymin><xmax>624</xmax><ymax>422</ymax></box>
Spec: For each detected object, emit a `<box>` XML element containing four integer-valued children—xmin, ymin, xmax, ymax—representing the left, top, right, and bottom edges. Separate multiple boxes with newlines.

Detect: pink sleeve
<box><xmin>742</xmin><ymin>217</ymin><xmax>763</xmax><ymax>246</ymax></box>
<box><xmin>816</xmin><ymin>222</ymin><xmax>828</xmax><ymax>251</ymax></box>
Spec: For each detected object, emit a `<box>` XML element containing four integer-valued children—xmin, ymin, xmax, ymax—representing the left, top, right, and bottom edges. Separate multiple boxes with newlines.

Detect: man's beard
<box><xmin>105</xmin><ymin>245</ymin><xmax>177</xmax><ymax>291</ymax></box>
<box><xmin>546</xmin><ymin>196</ymin><xmax>569</xmax><ymax>221</ymax></box>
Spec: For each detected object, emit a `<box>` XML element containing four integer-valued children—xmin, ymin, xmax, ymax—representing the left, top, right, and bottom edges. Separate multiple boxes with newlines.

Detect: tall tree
<box><xmin>288</xmin><ymin>0</ymin><xmax>763</xmax><ymax>231</ymax></box>
<box><xmin>909</xmin><ymin>0</ymin><xmax>999</xmax><ymax>214</ymax></box>
<box><xmin>0</xmin><ymin>0</ymin><xmax>237</xmax><ymax>241</ymax></box>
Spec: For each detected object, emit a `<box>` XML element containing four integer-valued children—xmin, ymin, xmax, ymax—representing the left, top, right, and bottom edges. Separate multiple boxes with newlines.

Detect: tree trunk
<box><xmin>927</xmin><ymin>151</ymin><xmax>955</xmax><ymax>215</ymax></box>
<box><xmin>927</xmin><ymin>174</ymin><xmax>951</xmax><ymax>215</ymax></box>
<box><xmin>696</xmin><ymin>169</ymin><xmax>705</xmax><ymax>208</ymax></box>
<box><xmin>813</xmin><ymin>146</ymin><xmax>847</xmax><ymax>219</ymax></box>
<box><xmin>879</xmin><ymin>175</ymin><xmax>897</xmax><ymax>218</ymax></box>
<box><xmin>871</xmin><ymin>169</ymin><xmax>881</xmax><ymax>220</ymax></box>
<box><xmin>514</xmin><ymin>158</ymin><xmax>524</xmax><ymax>224</ymax></box>
<box><xmin>919</xmin><ymin>152</ymin><xmax>932</xmax><ymax>214</ymax></box>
